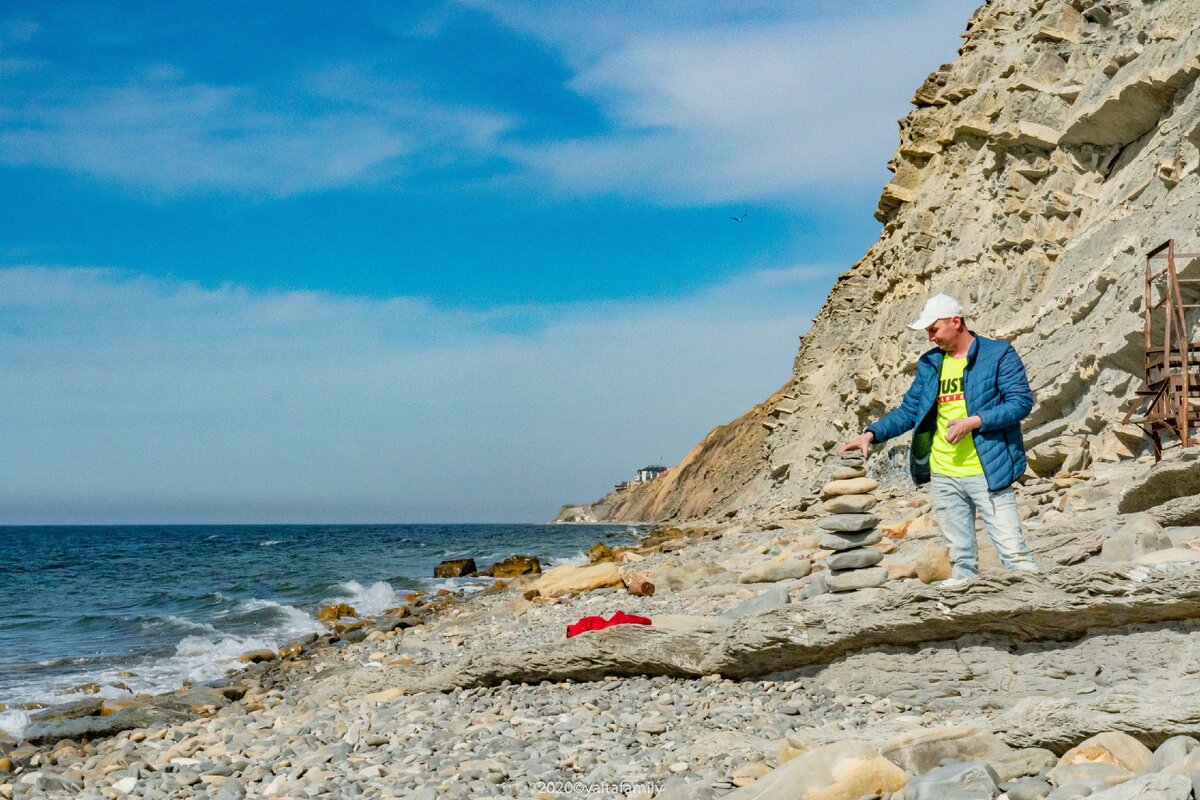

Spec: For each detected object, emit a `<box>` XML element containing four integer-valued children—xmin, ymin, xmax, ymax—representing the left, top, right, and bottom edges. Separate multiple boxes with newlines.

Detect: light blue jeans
<box><xmin>931</xmin><ymin>474</ymin><xmax>1039</xmax><ymax>579</ymax></box>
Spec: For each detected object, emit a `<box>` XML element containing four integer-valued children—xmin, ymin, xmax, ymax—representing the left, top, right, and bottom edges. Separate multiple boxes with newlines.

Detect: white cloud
<box><xmin>2</xmin><ymin>2</ymin><xmax>979</xmax><ymax>203</ymax></box>
<box><xmin>0</xmin><ymin>264</ymin><xmax>831</xmax><ymax>523</ymax></box>
<box><xmin>483</xmin><ymin>0</ymin><xmax>978</xmax><ymax>204</ymax></box>
<box><xmin>0</xmin><ymin>67</ymin><xmax>514</xmax><ymax>196</ymax></box>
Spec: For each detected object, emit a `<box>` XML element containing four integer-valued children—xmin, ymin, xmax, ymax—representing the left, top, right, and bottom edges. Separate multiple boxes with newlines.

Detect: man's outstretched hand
<box><xmin>839</xmin><ymin>432</ymin><xmax>875</xmax><ymax>459</ymax></box>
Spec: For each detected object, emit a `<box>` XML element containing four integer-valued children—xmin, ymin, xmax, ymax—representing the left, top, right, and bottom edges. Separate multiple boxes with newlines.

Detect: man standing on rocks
<box><xmin>840</xmin><ymin>294</ymin><xmax>1039</xmax><ymax>583</ymax></box>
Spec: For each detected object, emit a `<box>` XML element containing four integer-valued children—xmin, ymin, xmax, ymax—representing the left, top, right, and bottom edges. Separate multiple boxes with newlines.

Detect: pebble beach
<box><xmin>7</xmin><ymin>453</ymin><xmax>1200</xmax><ymax>799</ymax></box>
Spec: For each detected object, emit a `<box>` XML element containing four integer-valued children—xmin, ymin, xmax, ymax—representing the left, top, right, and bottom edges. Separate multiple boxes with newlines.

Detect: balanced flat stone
<box><xmin>826</xmin><ymin>548</ymin><xmax>884</xmax><ymax>571</ymax></box>
<box><xmin>831</xmin><ymin>465</ymin><xmax>866</xmax><ymax>480</ymax></box>
<box><xmin>819</xmin><ymin>529</ymin><xmax>883</xmax><ymax>551</ymax></box>
<box><xmin>821</xmin><ymin>495</ymin><xmax>878</xmax><ymax>514</ymax></box>
<box><xmin>822</xmin><ymin>477</ymin><xmax>880</xmax><ymax>497</ymax></box>
<box><xmin>818</xmin><ymin>513</ymin><xmax>879</xmax><ymax>533</ymax></box>
<box><xmin>826</xmin><ymin>566</ymin><xmax>888</xmax><ymax>593</ymax></box>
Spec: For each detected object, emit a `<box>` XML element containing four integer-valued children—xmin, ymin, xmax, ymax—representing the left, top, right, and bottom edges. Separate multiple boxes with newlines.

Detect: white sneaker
<box><xmin>941</xmin><ymin>578</ymin><xmax>970</xmax><ymax>588</ymax></box>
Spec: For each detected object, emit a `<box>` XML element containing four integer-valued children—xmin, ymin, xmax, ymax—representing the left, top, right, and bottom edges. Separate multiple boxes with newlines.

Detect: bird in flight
<box><xmin>729</xmin><ymin>212</ymin><xmax>748</xmax><ymax>222</ymax></box>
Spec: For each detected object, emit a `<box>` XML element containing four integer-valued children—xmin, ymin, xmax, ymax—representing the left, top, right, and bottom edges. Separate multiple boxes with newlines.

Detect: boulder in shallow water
<box><xmin>99</xmin><ymin>700</ymin><xmax>144</xmax><ymax>717</ymax></box>
<box><xmin>28</xmin><ymin>698</ymin><xmax>104</xmax><ymax>723</ymax></box>
<box><xmin>317</xmin><ymin>602</ymin><xmax>357</xmax><ymax>622</ymax></box>
<box><xmin>587</xmin><ymin>543</ymin><xmax>616</xmax><ymax>563</ymax></box>
<box><xmin>67</xmin><ymin>682</ymin><xmax>102</xmax><ymax>696</ymax></box>
<box><xmin>277</xmin><ymin>641</ymin><xmax>304</xmax><ymax>659</ymax></box>
<box><xmin>22</xmin><ymin>706</ymin><xmax>190</xmax><ymax>745</ymax></box>
<box><xmin>433</xmin><ymin>558</ymin><xmax>476</xmax><ymax>579</ymax></box>
<box><xmin>488</xmin><ymin>555</ymin><xmax>541</xmax><ymax>577</ymax></box>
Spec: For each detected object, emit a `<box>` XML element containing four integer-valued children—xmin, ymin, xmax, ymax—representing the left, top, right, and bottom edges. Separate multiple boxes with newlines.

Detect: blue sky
<box><xmin>0</xmin><ymin>0</ymin><xmax>977</xmax><ymax>523</ymax></box>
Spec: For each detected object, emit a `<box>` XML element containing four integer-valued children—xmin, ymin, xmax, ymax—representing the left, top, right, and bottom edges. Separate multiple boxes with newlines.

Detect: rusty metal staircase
<box><xmin>1123</xmin><ymin>240</ymin><xmax>1200</xmax><ymax>459</ymax></box>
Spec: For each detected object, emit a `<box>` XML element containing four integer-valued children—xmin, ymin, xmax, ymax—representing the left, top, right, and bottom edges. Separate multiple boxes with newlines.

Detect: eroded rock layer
<box><xmin>337</xmin><ymin>563</ymin><xmax>1200</xmax><ymax>701</ymax></box>
<box><xmin>589</xmin><ymin>0</ymin><xmax>1200</xmax><ymax>523</ymax></box>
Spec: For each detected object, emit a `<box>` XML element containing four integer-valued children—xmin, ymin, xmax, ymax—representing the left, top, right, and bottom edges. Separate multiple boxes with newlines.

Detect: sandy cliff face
<box><xmin>583</xmin><ymin>0</ymin><xmax>1200</xmax><ymax>524</ymax></box>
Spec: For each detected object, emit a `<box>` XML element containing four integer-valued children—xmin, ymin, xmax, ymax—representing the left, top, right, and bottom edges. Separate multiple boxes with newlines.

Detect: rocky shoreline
<box><xmin>4</xmin><ymin>452</ymin><xmax>1200</xmax><ymax>798</ymax></box>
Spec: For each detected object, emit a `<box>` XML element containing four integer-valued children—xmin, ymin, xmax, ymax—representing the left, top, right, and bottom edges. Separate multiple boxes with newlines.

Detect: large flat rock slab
<box><xmin>373</xmin><ymin>563</ymin><xmax>1200</xmax><ymax>694</ymax></box>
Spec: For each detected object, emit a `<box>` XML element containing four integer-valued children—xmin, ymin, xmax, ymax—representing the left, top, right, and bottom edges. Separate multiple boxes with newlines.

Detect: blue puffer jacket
<box><xmin>865</xmin><ymin>334</ymin><xmax>1033</xmax><ymax>491</ymax></box>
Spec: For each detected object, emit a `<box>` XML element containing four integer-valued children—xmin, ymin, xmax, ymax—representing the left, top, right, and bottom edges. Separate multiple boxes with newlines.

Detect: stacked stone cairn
<box><xmin>818</xmin><ymin>452</ymin><xmax>888</xmax><ymax>592</ymax></box>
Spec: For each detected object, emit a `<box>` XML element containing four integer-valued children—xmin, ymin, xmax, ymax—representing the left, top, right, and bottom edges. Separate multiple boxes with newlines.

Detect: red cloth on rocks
<box><xmin>566</xmin><ymin>610</ymin><xmax>652</xmax><ymax>638</ymax></box>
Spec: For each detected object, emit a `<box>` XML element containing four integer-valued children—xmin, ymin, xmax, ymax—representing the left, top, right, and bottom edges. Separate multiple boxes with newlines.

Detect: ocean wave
<box><xmin>325</xmin><ymin>580</ymin><xmax>400</xmax><ymax>617</ymax></box>
<box><xmin>139</xmin><ymin>615</ymin><xmax>222</xmax><ymax>636</ymax></box>
<box><xmin>35</xmin><ymin>655</ymin><xmax>95</xmax><ymax>668</ymax></box>
<box><xmin>233</xmin><ymin>599</ymin><xmax>324</xmax><ymax>640</ymax></box>
<box><xmin>545</xmin><ymin>551</ymin><xmax>590</xmax><ymax>569</ymax></box>
<box><xmin>258</xmin><ymin>539</ymin><xmax>284</xmax><ymax>547</ymax></box>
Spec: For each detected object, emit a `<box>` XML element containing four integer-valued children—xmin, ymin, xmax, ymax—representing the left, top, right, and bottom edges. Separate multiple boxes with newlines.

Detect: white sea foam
<box><xmin>1</xmin><ymin>600</ymin><xmax>327</xmax><ymax>735</ymax></box>
<box><xmin>433</xmin><ymin>576</ymin><xmax>491</xmax><ymax>595</ymax></box>
<box><xmin>145</xmin><ymin>615</ymin><xmax>223</xmax><ymax>636</ymax></box>
<box><xmin>0</xmin><ymin>709</ymin><xmax>31</xmax><ymax>739</ymax></box>
<box><xmin>258</xmin><ymin>539</ymin><xmax>284</xmax><ymax>546</ymax></box>
<box><xmin>545</xmin><ymin>551</ymin><xmax>590</xmax><ymax>569</ymax></box>
<box><xmin>326</xmin><ymin>580</ymin><xmax>401</xmax><ymax>617</ymax></box>
<box><xmin>234</xmin><ymin>599</ymin><xmax>325</xmax><ymax>640</ymax></box>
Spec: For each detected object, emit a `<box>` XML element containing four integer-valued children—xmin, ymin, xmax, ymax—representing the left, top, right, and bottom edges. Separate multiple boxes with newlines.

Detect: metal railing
<box><xmin>1123</xmin><ymin>240</ymin><xmax>1200</xmax><ymax>459</ymax></box>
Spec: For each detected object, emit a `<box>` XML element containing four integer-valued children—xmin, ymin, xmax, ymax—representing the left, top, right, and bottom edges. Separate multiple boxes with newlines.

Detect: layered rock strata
<box><xmin>581</xmin><ymin>0</ymin><xmax>1200</xmax><ymax>523</ymax></box>
<box><xmin>342</xmin><ymin>563</ymin><xmax>1200</xmax><ymax>698</ymax></box>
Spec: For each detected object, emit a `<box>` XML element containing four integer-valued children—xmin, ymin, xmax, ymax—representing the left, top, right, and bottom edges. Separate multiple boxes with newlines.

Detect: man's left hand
<box><xmin>946</xmin><ymin>416</ymin><xmax>981</xmax><ymax>444</ymax></box>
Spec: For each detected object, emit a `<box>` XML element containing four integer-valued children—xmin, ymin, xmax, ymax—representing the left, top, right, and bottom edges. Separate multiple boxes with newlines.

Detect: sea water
<box><xmin>0</xmin><ymin>523</ymin><xmax>640</xmax><ymax>737</ymax></box>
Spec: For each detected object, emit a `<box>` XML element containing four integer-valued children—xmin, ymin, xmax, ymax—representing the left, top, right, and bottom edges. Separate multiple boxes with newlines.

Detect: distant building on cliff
<box><xmin>636</xmin><ymin>465</ymin><xmax>667</xmax><ymax>483</ymax></box>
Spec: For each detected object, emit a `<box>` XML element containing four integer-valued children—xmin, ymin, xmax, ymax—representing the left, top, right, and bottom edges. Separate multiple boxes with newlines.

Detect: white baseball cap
<box><xmin>908</xmin><ymin>294</ymin><xmax>965</xmax><ymax>330</ymax></box>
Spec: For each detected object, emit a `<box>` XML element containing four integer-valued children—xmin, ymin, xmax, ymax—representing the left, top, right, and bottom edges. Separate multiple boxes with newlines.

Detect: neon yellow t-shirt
<box><xmin>931</xmin><ymin>355</ymin><xmax>984</xmax><ymax>477</ymax></box>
